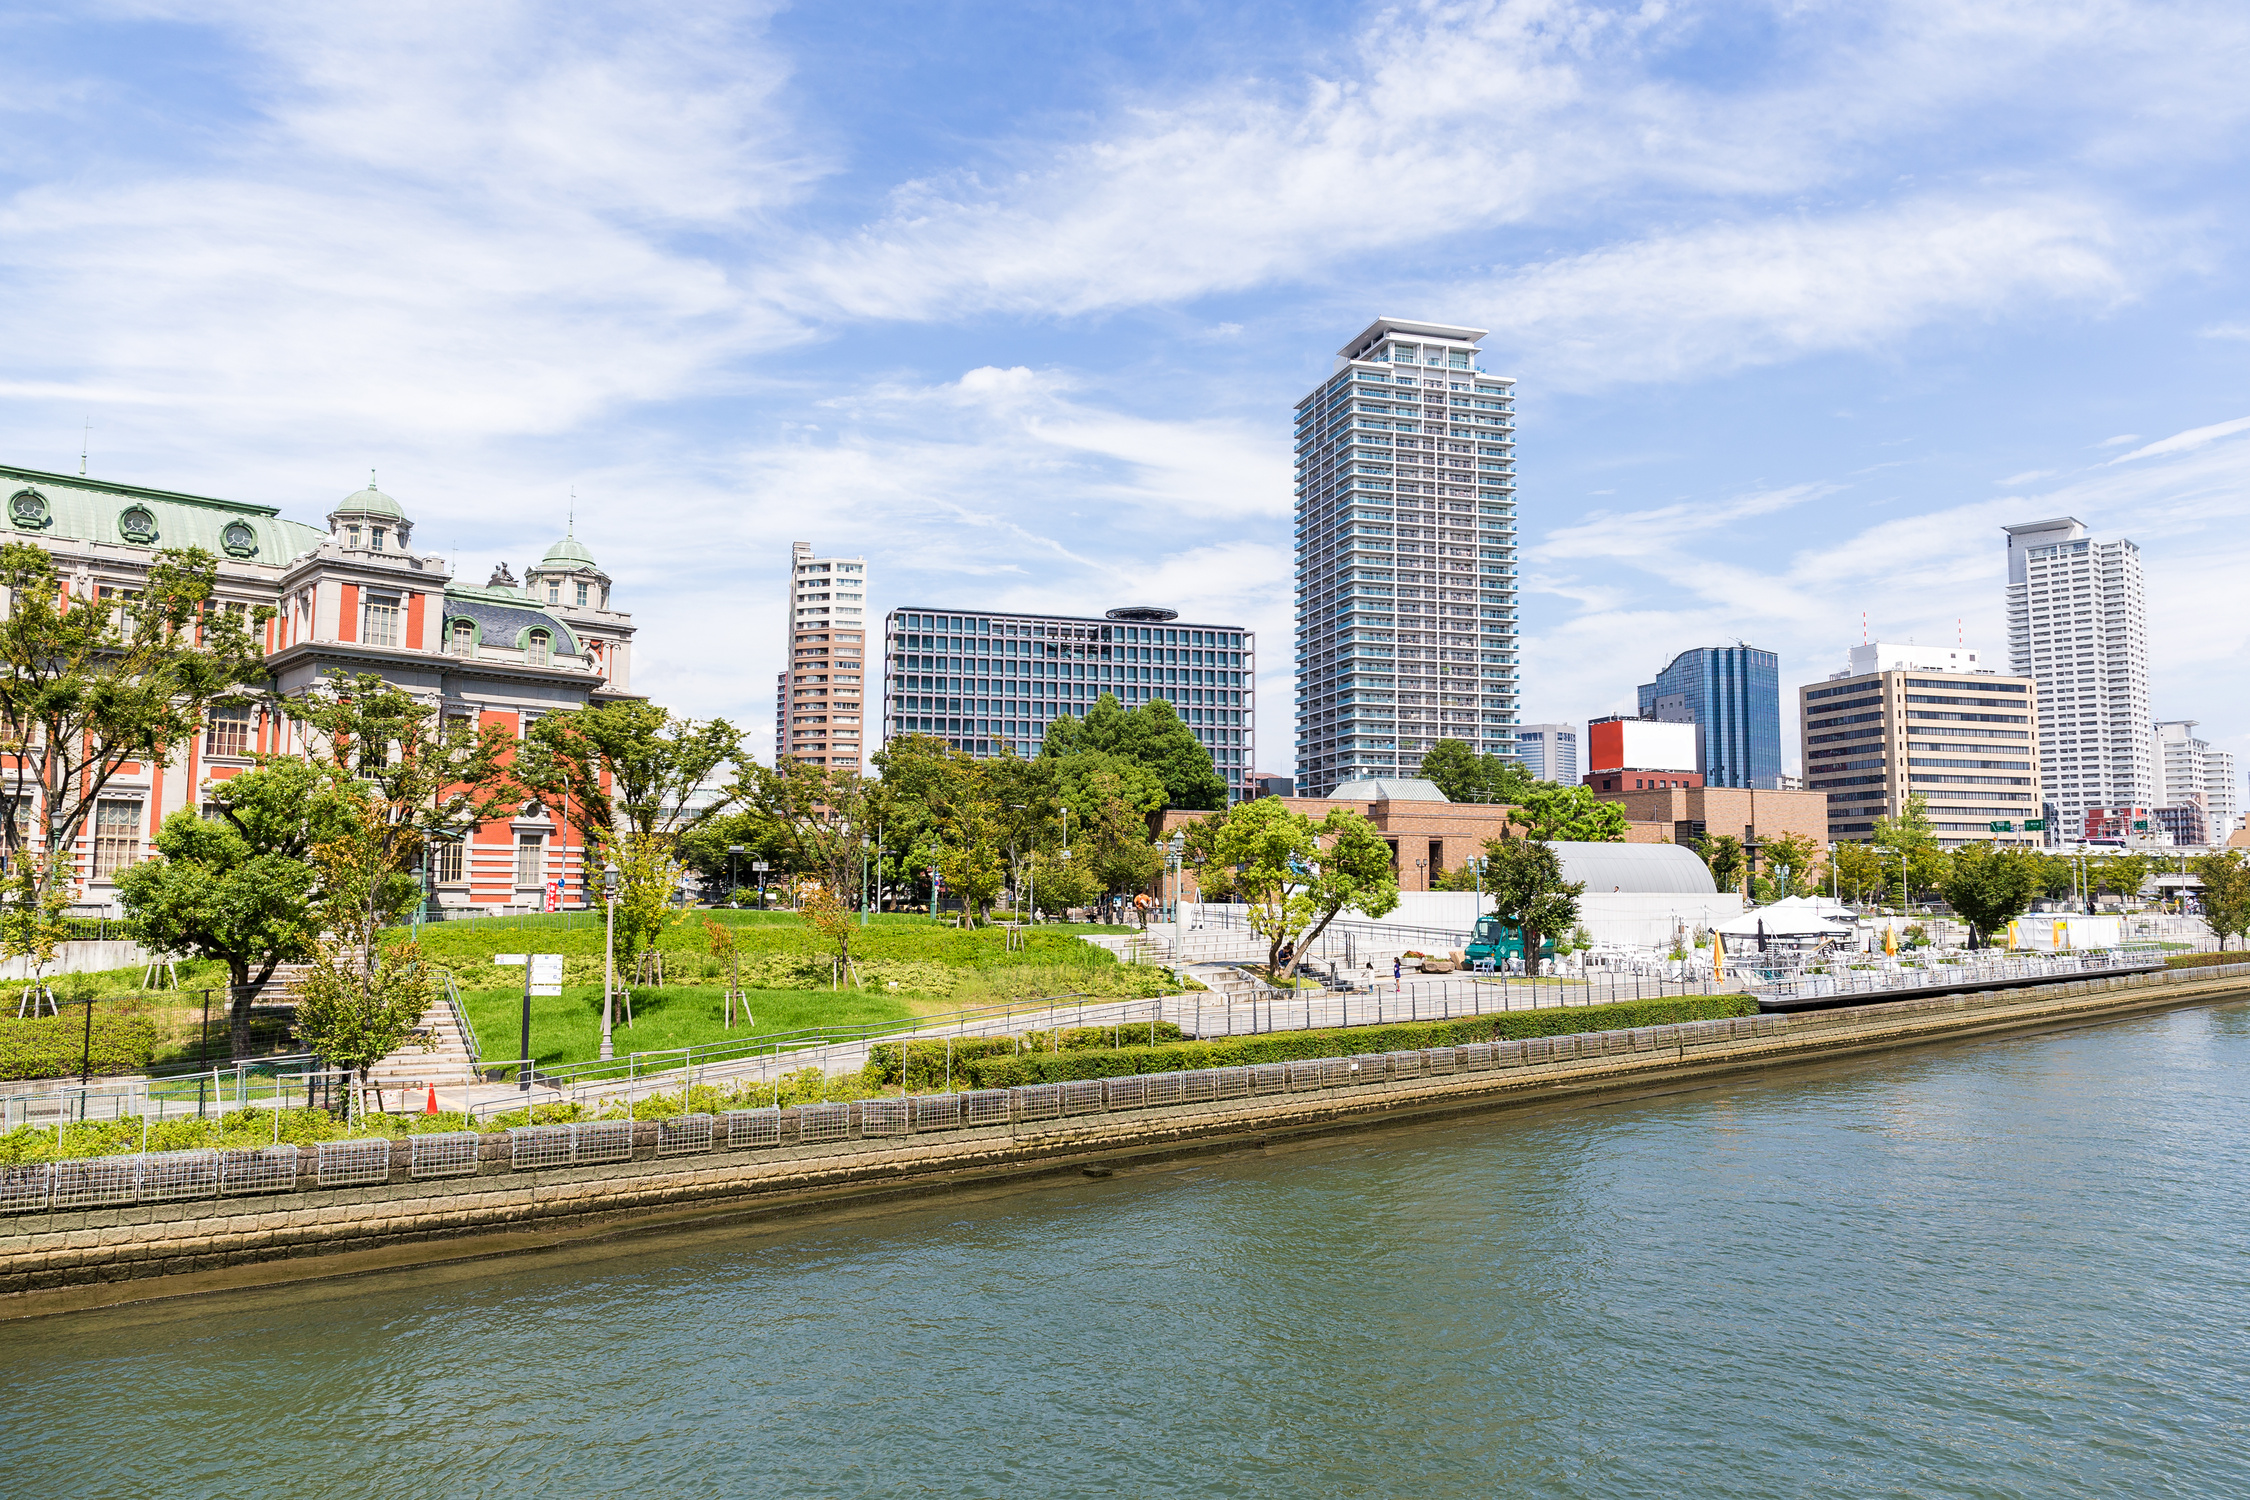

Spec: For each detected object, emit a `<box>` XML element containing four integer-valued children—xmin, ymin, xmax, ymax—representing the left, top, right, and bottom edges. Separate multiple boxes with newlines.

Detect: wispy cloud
<box><xmin>2108</xmin><ymin>414</ymin><xmax>2250</xmax><ymax>464</ymax></box>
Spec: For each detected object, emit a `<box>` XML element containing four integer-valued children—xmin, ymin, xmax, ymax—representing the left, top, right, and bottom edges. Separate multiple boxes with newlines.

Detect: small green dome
<box><xmin>541</xmin><ymin>534</ymin><xmax>598</xmax><ymax>570</ymax></box>
<box><xmin>336</xmin><ymin>484</ymin><xmax>406</xmax><ymax>521</ymax></box>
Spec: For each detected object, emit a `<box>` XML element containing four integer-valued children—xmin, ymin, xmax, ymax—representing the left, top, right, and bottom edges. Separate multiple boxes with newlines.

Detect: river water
<box><xmin>6</xmin><ymin>1000</ymin><xmax>2248</xmax><ymax>1497</ymax></box>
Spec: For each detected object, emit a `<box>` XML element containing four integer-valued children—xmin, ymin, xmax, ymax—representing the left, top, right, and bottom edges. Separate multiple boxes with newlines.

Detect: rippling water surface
<box><xmin>7</xmin><ymin>1003</ymin><xmax>2250</xmax><ymax>1497</ymax></box>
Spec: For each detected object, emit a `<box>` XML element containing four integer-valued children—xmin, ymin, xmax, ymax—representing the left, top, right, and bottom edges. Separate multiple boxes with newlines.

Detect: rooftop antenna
<box><xmin>1861</xmin><ymin>611</ymin><xmax>1868</xmax><ymax>644</ymax></box>
<box><xmin>1957</xmin><ymin>618</ymin><xmax>1963</xmax><ymax>646</ymax></box>
<box><xmin>79</xmin><ymin>419</ymin><xmax>90</xmax><ymax>477</ymax></box>
<box><xmin>568</xmin><ymin>486</ymin><xmax>576</xmax><ymax>537</ymax></box>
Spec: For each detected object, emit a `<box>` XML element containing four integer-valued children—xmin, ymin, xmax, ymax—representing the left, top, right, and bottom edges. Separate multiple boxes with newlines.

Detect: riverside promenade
<box><xmin>6</xmin><ymin>959</ymin><xmax>2244</xmax><ymax>1314</ymax></box>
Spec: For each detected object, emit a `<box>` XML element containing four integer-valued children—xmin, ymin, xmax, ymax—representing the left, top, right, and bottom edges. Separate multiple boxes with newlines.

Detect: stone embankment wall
<box><xmin>6</xmin><ymin>963</ymin><xmax>2246</xmax><ymax>1307</ymax></box>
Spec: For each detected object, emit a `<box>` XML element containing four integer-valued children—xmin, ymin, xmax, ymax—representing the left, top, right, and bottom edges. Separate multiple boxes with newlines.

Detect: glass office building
<box><xmin>882</xmin><ymin>604</ymin><xmax>1254</xmax><ymax>799</ymax></box>
<box><xmin>1637</xmin><ymin>645</ymin><xmax>1782</xmax><ymax>790</ymax></box>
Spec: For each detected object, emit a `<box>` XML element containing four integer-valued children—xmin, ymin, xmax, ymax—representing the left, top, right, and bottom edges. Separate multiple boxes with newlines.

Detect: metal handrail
<box><xmin>441</xmin><ymin>973</ymin><xmax>481</xmax><ymax>1068</ymax></box>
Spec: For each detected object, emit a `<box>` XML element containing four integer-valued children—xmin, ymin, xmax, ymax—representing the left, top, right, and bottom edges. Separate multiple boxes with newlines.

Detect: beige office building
<box><xmin>775</xmin><ymin>540</ymin><xmax>868</xmax><ymax>770</ymax></box>
<box><xmin>1801</xmin><ymin>642</ymin><xmax>2043</xmax><ymax>848</ymax></box>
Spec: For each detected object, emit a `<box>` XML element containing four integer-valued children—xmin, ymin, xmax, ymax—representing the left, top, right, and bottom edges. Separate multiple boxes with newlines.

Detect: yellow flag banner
<box><xmin>1711</xmin><ymin>931</ymin><xmax>1725</xmax><ymax>986</ymax></box>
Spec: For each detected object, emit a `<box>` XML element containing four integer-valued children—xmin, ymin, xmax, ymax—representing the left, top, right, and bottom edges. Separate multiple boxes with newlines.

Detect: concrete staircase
<box><xmin>364</xmin><ymin>999</ymin><xmax>479</xmax><ymax>1090</ymax></box>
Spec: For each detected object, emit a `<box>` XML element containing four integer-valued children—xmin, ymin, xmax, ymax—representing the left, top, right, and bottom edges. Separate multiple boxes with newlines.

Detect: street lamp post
<box><xmin>1168</xmin><ymin>832</ymin><xmax>1186</xmax><ymax>958</ymax></box>
<box><xmin>600</xmin><ymin>860</ymin><xmax>620</xmax><ymax>1062</ymax></box>
<box><xmin>727</xmin><ymin>844</ymin><xmax>743</xmax><ymax>908</ymax></box>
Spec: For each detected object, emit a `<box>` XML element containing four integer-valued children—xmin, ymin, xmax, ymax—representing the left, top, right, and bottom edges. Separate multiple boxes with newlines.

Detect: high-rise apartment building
<box><xmin>1513</xmin><ymin>723</ymin><xmax>1578</xmax><ymax>782</ymax></box>
<box><xmin>1638</xmin><ymin>645</ymin><xmax>1781</xmax><ymax>790</ymax></box>
<box><xmin>1800</xmin><ymin>642</ymin><xmax>2043</xmax><ymax>847</ymax></box>
<box><xmin>2156</xmin><ymin>719</ymin><xmax>2238</xmax><ymax>845</ymax></box>
<box><xmin>882</xmin><ymin>604</ymin><xmax>1253</xmax><ymax>799</ymax></box>
<box><xmin>1292</xmin><ymin>317</ymin><xmax>1519</xmax><ymax>799</ymax></box>
<box><xmin>776</xmin><ymin>541</ymin><xmax>869</xmax><ymax>770</ymax></box>
<box><xmin>2004</xmin><ymin>518</ymin><xmax>2152</xmax><ymax>842</ymax></box>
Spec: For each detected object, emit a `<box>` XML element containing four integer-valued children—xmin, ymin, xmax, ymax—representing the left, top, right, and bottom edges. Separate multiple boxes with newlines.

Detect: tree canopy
<box><xmin>1937</xmin><ymin>841</ymin><xmax>2043</xmax><ymax>947</ymax></box>
<box><xmin>0</xmin><ymin>542</ymin><xmax>269</xmax><ymax>934</ymax></box>
<box><xmin>1039</xmin><ymin>694</ymin><xmax>1226</xmax><ymax>810</ymax></box>
<box><xmin>2192</xmin><ymin>849</ymin><xmax>2250</xmax><ymax>950</ymax></box>
<box><xmin>117</xmin><ymin>758</ymin><xmax>361</xmax><ymax>1058</ymax></box>
<box><xmin>520</xmin><ymin>699</ymin><xmax>740</xmax><ymax>847</ymax></box>
<box><xmin>1479</xmin><ymin>836</ymin><xmax>1584</xmax><ymax>975</ymax></box>
<box><xmin>1180</xmin><ymin>797</ymin><xmax>1397</xmax><ymax>982</ymax></box>
<box><xmin>1511</xmin><ymin>783</ymin><xmax>1629</xmax><ymax>842</ymax></box>
<box><xmin>1418</xmin><ymin>738</ymin><xmax>1542</xmax><ymax>805</ymax></box>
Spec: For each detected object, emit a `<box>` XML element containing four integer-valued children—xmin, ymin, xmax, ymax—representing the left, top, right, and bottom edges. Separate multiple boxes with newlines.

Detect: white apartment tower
<box><xmin>776</xmin><ymin>540</ymin><xmax>869</xmax><ymax>770</ymax></box>
<box><xmin>2156</xmin><ymin>720</ymin><xmax>2239</xmax><ymax>844</ymax></box>
<box><xmin>2004</xmin><ymin>518</ymin><xmax>2153</xmax><ymax>842</ymax></box>
<box><xmin>1513</xmin><ymin>723</ymin><xmax>1578</xmax><ymax>782</ymax></box>
<box><xmin>1293</xmin><ymin>318</ymin><xmax>1520</xmax><ymax>798</ymax></box>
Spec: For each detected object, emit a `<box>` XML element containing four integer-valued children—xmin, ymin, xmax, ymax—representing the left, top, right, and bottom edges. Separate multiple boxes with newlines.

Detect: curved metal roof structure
<box><xmin>1553</xmin><ymin>841</ymin><xmax>1717</xmax><ymax>895</ymax></box>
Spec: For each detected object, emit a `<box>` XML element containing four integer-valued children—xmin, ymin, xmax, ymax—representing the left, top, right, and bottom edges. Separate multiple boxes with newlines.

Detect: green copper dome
<box><xmin>541</xmin><ymin>533</ymin><xmax>598</xmax><ymax>570</ymax></box>
<box><xmin>335</xmin><ymin>482</ymin><xmax>406</xmax><ymax>520</ymax></box>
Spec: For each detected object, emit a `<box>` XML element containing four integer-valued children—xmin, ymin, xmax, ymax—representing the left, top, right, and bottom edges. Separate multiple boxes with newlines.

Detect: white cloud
<box><xmin>2199</xmin><ymin>323</ymin><xmax>2250</xmax><ymax>340</ymax></box>
<box><xmin>2107</xmin><ymin>414</ymin><xmax>2250</xmax><ymax>464</ymax></box>
<box><xmin>1464</xmin><ymin>196</ymin><xmax>2130</xmax><ymax>388</ymax></box>
<box><xmin>1996</xmin><ymin>469</ymin><xmax>2057</xmax><ymax>486</ymax></box>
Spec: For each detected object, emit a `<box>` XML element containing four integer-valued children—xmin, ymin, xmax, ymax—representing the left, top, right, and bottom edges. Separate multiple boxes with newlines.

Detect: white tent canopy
<box><xmin>1712</xmin><ymin>897</ymin><xmax>1856</xmax><ymax>938</ymax></box>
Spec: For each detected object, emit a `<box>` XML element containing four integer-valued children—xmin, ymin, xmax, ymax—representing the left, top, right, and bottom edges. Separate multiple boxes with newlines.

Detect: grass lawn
<box><xmin>455</xmin><ymin>982</ymin><xmax>922</xmax><ymax>1072</ymax></box>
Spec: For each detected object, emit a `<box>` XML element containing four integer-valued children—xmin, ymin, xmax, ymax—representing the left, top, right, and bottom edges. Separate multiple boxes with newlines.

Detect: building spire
<box><xmin>568</xmin><ymin>486</ymin><xmax>576</xmax><ymax>537</ymax></box>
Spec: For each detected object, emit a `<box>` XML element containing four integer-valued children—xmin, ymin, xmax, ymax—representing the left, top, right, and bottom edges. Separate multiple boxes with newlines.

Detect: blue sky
<box><xmin>3</xmin><ymin>0</ymin><xmax>2247</xmax><ymax>776</ymax></box>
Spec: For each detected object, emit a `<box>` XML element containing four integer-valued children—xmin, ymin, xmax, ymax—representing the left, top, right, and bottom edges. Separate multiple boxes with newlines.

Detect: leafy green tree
<box><xmin>1874</xmin><ymin>794</ymin><xmax>1949</xmax><ymax>901</ymax></box>
<box><xmin>1480</xmin><ymin>836</ymin><xmax>1585</xmax><ymax>976</ymax></box>
<box><xmin>2191</xmin><ymin>849</ymin><xmax>2250</xmax><ymax>950</ymax></box>
<box><xmin>1052</xmin><ymin>751</ymin><xmax>1165</xmax><ymax>902</ymax></box>
<box><xmin>1828</xmin><ymin>841</ymin><xmax>1887</xmax><ymax>903</ymax></box>
<box><xmin>291</xmin><ymin>797</ymin><xmax>437</xmax><ymax>1103</ymax></box>
<box><xmin>1514</xmin><ymin>783</ymin><xmax>1628</xmax><ymax>842</ymax></box>
<box><xmin>0</xmin><ymin>542</ymin><xmax>269</xmax><ymax>921</ymax></box>
<box><xmin>118</xmin><ymin>759</ymin><xmax>361</xmax><ymax>1057</ymax></box>
<box><xmin>1697</xmin><ymin>833</ymin><xmax>1748</xmax><ymax>896</ymax></box>
<box><xmin>2037</xmin><ymin>854</ymin><xmax>2078</xmax><ymax>901</ymax></box>
<box><xmin>1938</xmin><ymin>841</ymin><xmax>2043</xmax><ymax>948</ymax></box>
<box><xmin>1754</xmin><ymin>832</ymin><xmax>1823</xmax><ymax>901</ymax></box>
<box><xmin>1180</xmin><ymin>797</ymin><xmax>1398</xmax><ymax>982</ymax></box>
<box><xmin>1420</xmin><ymin>738</ymin><xmax>1544</xmax><ymax>804</ymax></box>
<box><xmin>282</xmin><ymin>673</ymin><xmax>520</xmax><ymax>1045</ymax></box>
<box><xmin>520</xmin><ymin>700</ymin><xmax>739</xmax><ymax>847</ymax></box>
<box><xmin>1026</xmin><ymin>850</ymin><xmax>1098</xmax><ymax>916</ymax></box>
<box><xmin>2092</xmin><ymin>852</ymin><xmax>2155</xmax><ymax>904</ymax></box>
<box><xmin>742</xmin><ymin>755</ymin><xmax>879</xmax><ymax>917</ymax></box>
<box><xmin>1041</xmin><ymin>693</ymin><xmax>1226</xmax><ymax>810</ymax></box>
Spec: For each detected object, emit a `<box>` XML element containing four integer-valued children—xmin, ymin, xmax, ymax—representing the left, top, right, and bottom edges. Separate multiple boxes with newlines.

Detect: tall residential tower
<box><xmin>1292</xmin><ymin>318</ymin><xmax>1519</xmax><ymax>798</ymax></box>
<box><xmin>776</xmin><ymin>540</ymin><xmax>869</xmax><ymax>770</ymax></box>
<box><xmin>2004</xmin><ymin>518</ymin><xmax>2151</xmax><ymax>841</ymax></box>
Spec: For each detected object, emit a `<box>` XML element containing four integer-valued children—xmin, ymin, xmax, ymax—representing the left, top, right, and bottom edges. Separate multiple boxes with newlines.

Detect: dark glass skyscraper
<box><xmin>1637</xmin><ymin>645</ymin><xmax>1782</xmax><ymax>790</ymax></box>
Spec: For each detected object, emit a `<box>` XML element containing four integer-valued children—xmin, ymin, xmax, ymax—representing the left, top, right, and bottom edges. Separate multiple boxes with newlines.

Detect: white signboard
<box><xmin>529</xmin><ymin>953</ymin><xmax>565</xmax><ymax>996</ymax></box>
<box><xmin>494</xmin><ymin>953</ymin><xmax>527</xmax><ymax>966</ymax></box>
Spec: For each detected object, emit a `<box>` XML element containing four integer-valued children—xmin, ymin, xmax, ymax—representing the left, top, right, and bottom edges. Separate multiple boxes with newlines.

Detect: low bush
<box><xmin>0</xmin><ymin>1006</ymin><xmax>158</xmax><ymax>1082</ymax></box>
<box><xmin>2164</xmin><ymin>951</ymin><xmax>2250</xmax><ymax>969</ymax></box>
<box><xmin>960</xmin><ymin>994</ymin><xmax>1758</xmax><ymax>1089</ymax></box>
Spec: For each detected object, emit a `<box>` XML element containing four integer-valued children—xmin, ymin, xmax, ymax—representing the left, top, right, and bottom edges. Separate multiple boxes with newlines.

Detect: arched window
<box><xmin>450</xmin><ymin>619</ymin><xmax>475</xmax><ymax>657</ymax></box>
<box><xmin>527</xmin><ymin>629</ymin><xmax>551</xmax><ymax>666</ymax></box>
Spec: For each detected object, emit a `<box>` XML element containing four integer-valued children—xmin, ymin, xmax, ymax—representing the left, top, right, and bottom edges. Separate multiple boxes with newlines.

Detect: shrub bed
<box><xmin>0</xmin><ymin>1008</ymin><xmax>157</xmax><ymax>1082</ymax></box>
<box><xmin>958</xmin><ymin>994</ymin><xmax>1757</xmax><ymax>1089</ymax></box>
<box><xmin>2164</xmin><ymin>951</ymin><xmax>2250</xmax><ymax>969</ymax></box>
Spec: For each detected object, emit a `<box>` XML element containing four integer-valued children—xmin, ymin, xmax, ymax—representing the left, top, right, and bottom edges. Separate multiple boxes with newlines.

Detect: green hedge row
<box><xmin>958</xmin><ymin>994</ymin><xmax>1758</xmax><ymax>1089</ymax></box>
<box><xmin>2164</xmin><ymin>951</ymin><xmax>2250</xmax><ymax>969</ymax></box>
<box><xmin>0</xmin><ymin>1011</ymin><xmax>157</xmax><ymax>1082</ymax></box>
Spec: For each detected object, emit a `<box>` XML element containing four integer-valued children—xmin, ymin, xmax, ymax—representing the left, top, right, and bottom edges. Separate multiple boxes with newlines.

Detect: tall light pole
<box><xmin>1168</xmin><ymin>831</ymin><xmax>1185</xmax><ymax>957</ymax></box>
<box><xmin>727</xmin><ymin>844</ymin><xmax>743</xmax><ymax>907</ymax></box>
<box><xmin>600</xmin><ymin>860</ymin><xmax>620</xmax><ymax>1061</ymax></box>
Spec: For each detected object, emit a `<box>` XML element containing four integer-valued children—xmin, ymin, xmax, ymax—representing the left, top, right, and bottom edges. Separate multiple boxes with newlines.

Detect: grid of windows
<box><xmin>1291</xmin><ymin>320</ymin><xmax>1519</xmax><ymax>797</ymax></box>
<box><xmin>881</xmin><ymin>609</ymin><xmax>1254</xmax><ymax>798</ymax></box>
<box><xmin>432</xmin><ymin>839</ymin><xmax>465</xmax><ymax>884</ymax></box>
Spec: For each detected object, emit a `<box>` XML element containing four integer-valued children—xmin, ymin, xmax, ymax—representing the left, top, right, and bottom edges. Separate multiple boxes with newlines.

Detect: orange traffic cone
<box><xmin>425</xmin><ymin>1085</ymin><xmax>438</xmax><ymax>1115</ymax></box>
